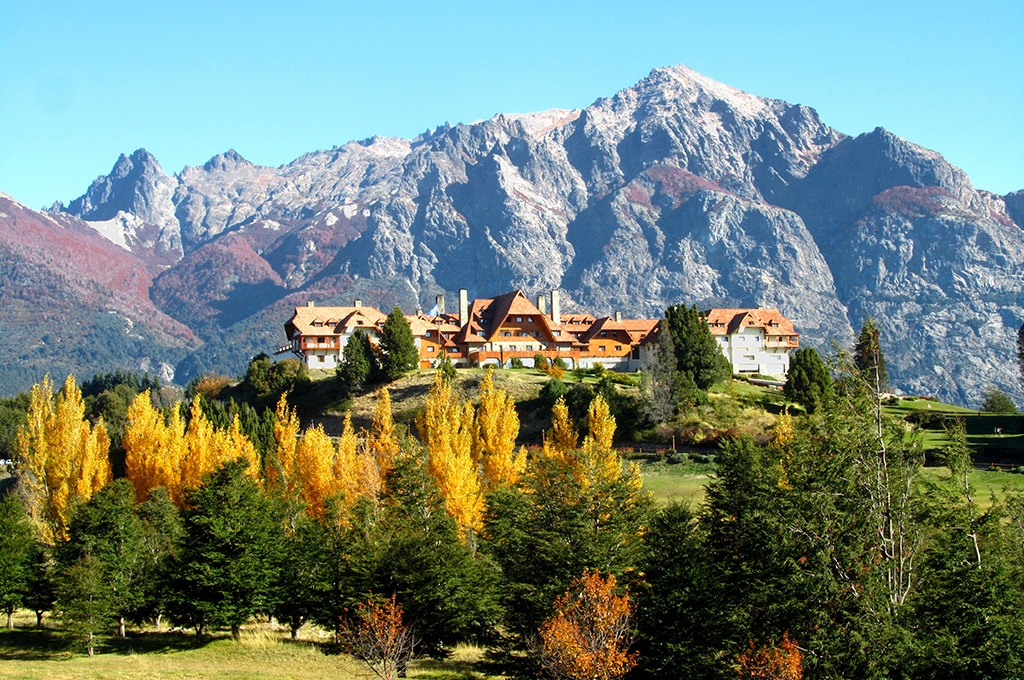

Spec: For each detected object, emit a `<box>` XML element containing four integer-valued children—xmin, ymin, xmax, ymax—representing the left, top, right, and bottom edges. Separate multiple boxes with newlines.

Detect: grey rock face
<box><xmin>59</xmin><ymin>66</ymin><xmax>1024</xmax><ymax>406</ymax></box>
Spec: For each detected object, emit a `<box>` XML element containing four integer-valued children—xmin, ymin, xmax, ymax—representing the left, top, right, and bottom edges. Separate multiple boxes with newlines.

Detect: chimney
<box><xmin>550</xmin><ymin>290</ymin><xmax>561</xmax><ymax>325</ymax></box>
<box><xmin>537</xmin><ymin>295</ymin><xmax>547</xmax><ymax>315</ymax></box>
<box><xmin>306</xmin><ymin>300</ymin><xmax>315</xmax><ymax>307</ymax></box>
<box><xmin>459</xmin><ymin>289</ymin><xmax>469</xmax><ymax>327</ymax></box>
<box><xmin>435</xmin><ymin>294</ymin><xmax>445</xmax><ymax>315</ymax></box>
<box><xmin>354</xmin><ymin>299</ymin><xmax>362</xmax><ymax>308</ymax></box>
<box><xmin>615</xmin><ymin>310</ymin><xmax>622</xmax><ymax>323</ymax></box>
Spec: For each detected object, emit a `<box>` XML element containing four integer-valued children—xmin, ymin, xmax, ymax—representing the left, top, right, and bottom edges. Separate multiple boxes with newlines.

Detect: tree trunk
<box><xmin>87</xmin><ymin>631</ymin><xmax>94</xmax><ymax>658</ymax></box>
<box><xmin>155</xmin><ymin>612</ymin><xmax>163</xmax><ymax>630</ymax></box>
<box><xmin>231</xmin><ymin>623</ymin><xmax>241</xmax><ymax>640</ymax></box>
<box><xmin>118</xmin><ymin>615</ymin><xmax>126</xmax><ymax>638</ymax></box>
<box><xmin>35</xmin><ymin>610</ymin><xmax>44</xmax><ymax>627</ymax></box>
<box><xmin>6</xmin><ymin>610</ymin><xmax>12</xmax><ymax>631</ymax></box>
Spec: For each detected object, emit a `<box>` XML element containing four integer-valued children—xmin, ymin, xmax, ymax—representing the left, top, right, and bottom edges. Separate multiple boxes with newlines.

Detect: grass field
<box><xmin>0</xmin><ymin>613</ymin><xmax>502</xmax><ymax>680</ymax></box>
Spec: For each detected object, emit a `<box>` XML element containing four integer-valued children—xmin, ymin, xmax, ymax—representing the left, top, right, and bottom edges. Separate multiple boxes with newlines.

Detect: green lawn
<box><xmin>639</xmin><ymin>460</ymin><xmax>715</xmax><ymax>506</ymax></box>
<box><xmin>0</xmin><ymin>614</ymin><xmax>501</xmax><ymax>679</ymax></box>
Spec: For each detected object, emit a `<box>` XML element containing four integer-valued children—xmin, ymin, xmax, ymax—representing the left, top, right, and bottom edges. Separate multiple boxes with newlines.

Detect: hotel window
<box><xmin>598</xmin><ymin>346</ymin><xmax>606</xmax><ymax>352</ymax></box>
<box><xmin>318</xmin><ymin>355</ymin><xmax>325</xmax><ymax>363</ymax></box>
<box><xmin>516</xmin><ymin>317</ymin><xmax>522</xmax><ymax>322</ymax></box>
<box><xmin>615</xmin><ymin>345</ymin><xmax>622</xmax><ymax>351</ymax></box>
<box><xmin>527</xmin><ymin>317</ymin><xmax>532</xmax><ymax>322</ymax></box>
<box><xmin>427</xmin><ymin>346</ymin><xmax>435</xmax><ymax>352</ymax></box>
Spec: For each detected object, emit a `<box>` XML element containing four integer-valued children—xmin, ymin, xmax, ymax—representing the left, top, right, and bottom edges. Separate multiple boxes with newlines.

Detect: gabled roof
<box><xmin>285</xmin><ymin>304</ymin><xmax>388</xmax><ymax>338</ymax></box>
<box><xmin>703</xmin><ymin>308</ymin><xmax>797</xmax><ymax>336</ymax></box>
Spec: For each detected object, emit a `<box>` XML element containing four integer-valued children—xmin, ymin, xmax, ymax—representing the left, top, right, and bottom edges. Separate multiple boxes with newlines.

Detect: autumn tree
<box><xmin>16</xmin><ymin>375</ymin><xmax>112</xmax><ymax>545</ymax></box>
<box><xmin>294</xmin><ymin>424</ymin><xmax>337</xmax><ymax>519</ymax></box>
<box><xmin>475</xmin><ymin>369</ymin><xmax>526</xmax><ymax>489</ymax></box>
<box><xmin>366</xmin><ymin>388</ymin><xmax>401</xmax><ymax>484</ymax></box>
<box><xmin>418</xmin><ymin>373</ymin><xmax>483</xmax><ymax>540</ymax></box>
<box><xmin>538</xmin><ymin>569</ymin><xmax>637</xmax><ymax>680</ymax></box>
<box><xmin>343</xmin><ymin>593</ymin><xmax>416</xmax><ymax>680</ymax></box>
<box><xmin>265</xmin><ymin>394</ymin><xmax>300</xmax><ymax>494</ymax></box>
<box><xmin>736</xmin><ymin>632</ymin><xmax>803</xmax><ymax>680</ymax></box>
<box><xmin>543</xmin><ymin>396</ymin><xmax>578</xmax><ymax>464</ymax></box>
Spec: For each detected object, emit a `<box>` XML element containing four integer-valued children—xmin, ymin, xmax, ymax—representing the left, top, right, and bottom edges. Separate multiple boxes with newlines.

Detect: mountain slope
<box><xmin>29</xmin><ymin>64</ymin><xmax>1024</xmax><ymax>406</ymax></box>
<box><xmin>0</xmin><ymin>194</ymin><xmax>195</xmax><ymax>391</ymax></box>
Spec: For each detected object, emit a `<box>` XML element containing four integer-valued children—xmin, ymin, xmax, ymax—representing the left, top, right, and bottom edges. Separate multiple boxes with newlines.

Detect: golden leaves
<box><xmin>16</xmin><ymin>375</ymin><xmax>111</xmax><ymax>544</ymax></box>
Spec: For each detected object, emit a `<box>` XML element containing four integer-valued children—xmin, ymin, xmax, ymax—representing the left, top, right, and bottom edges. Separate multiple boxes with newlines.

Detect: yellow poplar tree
<box><xmin>16</xmin><ymin>375</ymin><xmax>112</xmax><ymax>544</ymax></box>
<box><xmin>475</xmin><ymin>369</ymin><xmax>526</xmax><ymax>489</ymax></box>
<box><xmin>266</xmin><ymin>395</ymin><xmax>300</xmax><ymax>492</ymax></box>
<box><xmin>181</xmin><ymin>398</ymin><xmax>215</xmax><ymax>494</ymax></box>
<box><xmin>579</xmin><ymin>394</ymin><xmax>621</xmax><ymax>487</ymax></box>
<box><xmin>294</xmin><ymin>424</ymin><xmax>336</xmax><ymax>518</ymax></box>
<box><xmin>335</xmin><ymin>412</ymin><xmax>371</xmax><ymax>507</ymax></box>
<box><xmin>543</xmin><ymin>396</ymin><xmax>578</xmax><ymax>464</ymax></box>
<box><xmin>123</xmin><ymin>390</ymin><xmax>164</xmax><ymax>503</ymax></box>
<box><xmin>365</xmin><ymin>388</ymin><xmax>400</xmax><ymax>482</ymax></box>
<box><xmin>219</xmin><ymin>414</ymin><xmax>261</xmax><ymax>482</ymax></box>
<box><xmin>418</xmin><ymin>374</ymin><xmax>484</xmax><ymax>540</ymax></box>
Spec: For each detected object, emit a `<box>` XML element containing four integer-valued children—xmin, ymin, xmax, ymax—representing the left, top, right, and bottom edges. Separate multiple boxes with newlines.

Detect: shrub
<box><xmin>510</xmin><ymin>357</ymin><xmax>525</xmax><ymax>369</ymax></box>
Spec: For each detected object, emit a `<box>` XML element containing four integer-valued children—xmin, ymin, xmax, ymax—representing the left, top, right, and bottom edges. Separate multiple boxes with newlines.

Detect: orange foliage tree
<box><xmin>736</xmin><ymin>632</ymin><xmax>803</xmax><ymax>680</ymax></box>
<box><xmin>342</xmin><ymin>593</ymin><xmax>416</xmax><ymax>680</ymax></box>
<box><xmin>16</xmin><ymin>375</ymin><xmax>112</xmax><ymax>544</ymax></box>
<box><xmin>538</xmin><ymin>569</ymin><xmax>637</xmax><ymax>680</ymax></box>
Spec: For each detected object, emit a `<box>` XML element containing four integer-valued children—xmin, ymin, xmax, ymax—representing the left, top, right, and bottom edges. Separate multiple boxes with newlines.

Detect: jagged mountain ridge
<box><xmin>30</xmin><ymin>64</ymin><xmax>1024</xmax><ymax>406</ymax></box>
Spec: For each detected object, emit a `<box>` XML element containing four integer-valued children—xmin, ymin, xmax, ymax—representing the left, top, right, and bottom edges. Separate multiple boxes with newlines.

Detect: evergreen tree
<box><xmin>783</xmin><ymin>347</ymin><xmax>833</xmax><ymax>414</ymax></box>
<box><xmin>60</xmin><ymin>479</ymin><xmax>149</xmax><ymax>638</ymax></box>
<box><xmin>0</xmin><ymin>494</ymin><xmax>34</xmax><ymax>630</ymax></box>
<box><xmin>23</xmin><ymin>543</ymin><xmax>55</xmax><ymax>627</ymax></box>
<box><xmin>377</xmin><ymin>307</ymin><xmax>419</xmax><ymax>380</ymax></box>
<box><xmin>853</xmin><ymin>316</ymin><xmax>889</xmax><ymax>392</ymax></box>
<box><xmin>172</xmin><ymin>460</ymin><xmax>282</xmax><ymax>637</ymax></box>
<box><xmin>56</xmin><ymin>553</ymin><xmax>112</xmax><ymax>656</ymax></box>
<box><xmin>981</xmin><ymin>385</ymin><xmax>1016</xmax><ymax>414</ymax></box>
<box><xmin>338</xmin><ymin>329</ymin><xmax>376</xmax><ymax>395</ymax></box>
<box><xmin>137</xmin><ymin>487</ymin><xmax>183</xmax><ymax>628</ymax></box>
<box><xmin>663</xmin><ymin>305</ymin><xmax>731</xmax><ymax>391</ymax></box>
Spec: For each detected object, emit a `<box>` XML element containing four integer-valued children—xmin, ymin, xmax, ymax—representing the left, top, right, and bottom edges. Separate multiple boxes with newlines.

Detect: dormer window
<box><xmin>516</xmin><ymin>317</ymin><xmax>522</xmax><ymax>323</ymax></box>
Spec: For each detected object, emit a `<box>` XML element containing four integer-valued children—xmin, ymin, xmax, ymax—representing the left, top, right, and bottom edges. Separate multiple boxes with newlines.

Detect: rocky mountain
<box><xmin>3</xmin><ymin>64</ymin><xmax>1020</xmax><ymax>406</ymax></box>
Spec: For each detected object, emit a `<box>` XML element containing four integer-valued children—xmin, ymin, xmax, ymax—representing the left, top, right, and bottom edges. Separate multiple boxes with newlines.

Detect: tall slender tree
<box><xmin>853</xmin><ymin>316</ymin><xmax>889</xmax><ymax>392</ymax></box>
<box><xmin>784</xmin><ymin>347</ymin><xmax>833</xmax><ymax>414</ymax></box>
<box><xmin>0</xmin><ymin>494</ymin><xmax>34</xmax><ymax>630</ymax></box>
<box><xmin>16</xmin><ymin>375</ymin><xmax>112</xmax><ymax>545</ymax></box>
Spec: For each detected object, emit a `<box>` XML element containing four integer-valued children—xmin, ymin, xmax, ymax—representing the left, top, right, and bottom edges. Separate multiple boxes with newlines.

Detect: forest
<box><xmin>1</xmin><ymin>311</ymin><xmax>1024</xmax><ymax>680</ymax></box>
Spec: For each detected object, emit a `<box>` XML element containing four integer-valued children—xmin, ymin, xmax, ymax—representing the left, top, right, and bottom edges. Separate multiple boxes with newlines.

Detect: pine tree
<box><xmin>0</xmin><ymin>494</ymin><xmax>34</xmax><ymax>630</ymax></box>
<box><xmin>60</xmin><ymin>479</ymin><xmax>149</xmax><ymax>639</ymax></box>
<box><xmin>16</xmin><ymin>375</ymin><xmax>112</xmax><ymax>545</ymax></box>
<box><xmin>172</xmin><ymin>459</ymin><xmax>281</xmax><ymax>638</ymax></box>
<box><xmin>853</xmin><ymin>316</ymin><xmax>889</xmax><ymax>392</ymax></box>
<box><xmin>339</xmin><ymin>329</ymin><xmax>376</xmax><ymax>394</ymax></box>
<box><xmin>784</xmin><ymin>347</ymin><xmax>833</xmax><ymax>414</ymax></box>
<box><xmin>377</xmin><ymin>307</ymin><xmax>419</xmax><ymax>380</ymax></box>
<box><xmin>663</xmin><ymin>305</ymin><xmax>731</xmax><ymax>391</ymax></box>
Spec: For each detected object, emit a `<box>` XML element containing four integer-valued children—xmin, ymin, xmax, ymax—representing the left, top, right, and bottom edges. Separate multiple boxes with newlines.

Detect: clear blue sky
<box><xmin>2</xmin><ymin>1</ymin><xmax>1021</xmax><ymax>210</ymax></box>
